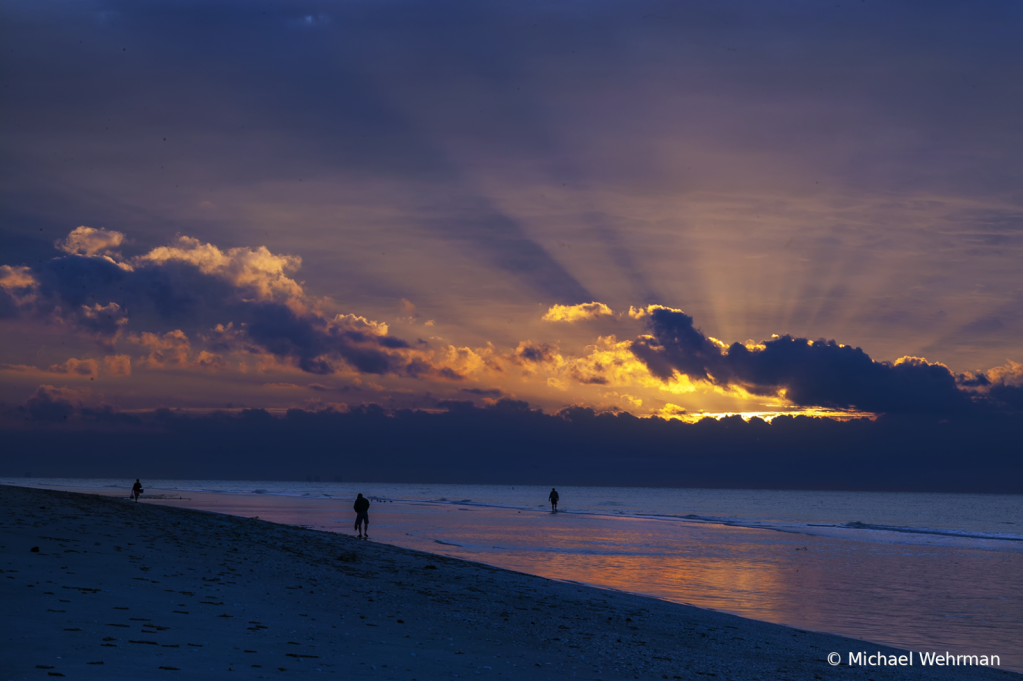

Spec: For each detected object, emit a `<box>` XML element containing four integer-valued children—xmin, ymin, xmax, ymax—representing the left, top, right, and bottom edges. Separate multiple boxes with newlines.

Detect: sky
<box><xmin>1</xmin><ymin>1</ymin><xmax>1021</xmax><ymax>487</ymax></box>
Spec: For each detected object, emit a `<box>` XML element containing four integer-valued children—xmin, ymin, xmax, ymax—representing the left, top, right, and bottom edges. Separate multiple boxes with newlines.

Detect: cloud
<box><xmin>203</xmin><ymin>323</ymin><xmax>259</xmax><ymax>354</ymax></box>
<box><xmin>565</xmin><ymin>335</ymin><xmax>666</xmax><ymax>389</ymax></box>
<box><xmin>0</xmin><ymin>265</ymin><xmax>39</xmax><ymax>316</ymax></box>
<box><xmin>433</xmin><ymin>344</ymin><xmax>502</xmax><ymax>378</ymax></box>
<box><xmin>47</xmin><ymin>358</ymin><xmax>100</xmax><ymax>378</ymax></box>
<box><xmin>2</xmin><ymin>354</ymin><xmax>129</xmax><ymax>380</ymax></box>
<box><xmin>460</xmin><ymin>387</ymin><xmax>504</xmax><ymax>398</ymax></box>
<box><xmin>131</xmin><ymin>330</ymin><xmax>193</xmax><ymax>368</ymax></box>
<box><xmin>137</xmin><ymin>236</ymin><xmax>304</xmax><ymax>306</ymax></box>
<box><xmin>129</xmin><ymin>330</ymin><xmax>228</xmax><ymax>372</ymax></box>
<box><xmin>542</xmin><ymin>302</ymin><xmax>614</xmax><ymax>323</ymax></box>
<box><xmin>655</xmin><ymin>403</ymin><xmax>689</xmax><ymax>421</ymax></box>
<box><xmin>0</xmin><ymin>265</ymin><xmax>38</xmax><ymax>291</ymax></box>
<box><xmin>513</xmin><ymin>333</ymin><xmax>697</xmax><ymax>397</ymax></box>
<box><xmin>976</xmin><ymin>360</ymin><xmax>1023</xmax><ymax>412</ymax></box>
<box><xmin>76</xmin><ymin>302</ymin><xmax>130</xmax><ymax>339</ymax></box>
<box><xmin>626</xmin><ymin>304</ymin><xmax>682</xmax><ymax>320</ymax></box>
<box><xmin>631</xmin><ymin>307</ymin><xmax>976</xmax><ymax>415</ymax></box>
<box><xmin>333</xmin><ymin>314</ymin><xmax>390</xmax><ymax>337</ymax></box>
<box><xmin>56</xmin><ymin>226</ymin><xmax>125</xmax><ymax>256</ymax></box>
<box><xmin>3</xmin><ymin>401</ymin><xmax>1020</xmax><ymax>493</ymax></box>
<box><xmin>243</xmin><ymin>302</ymin><xmax>405</xmax><ymax>375</ymax></box>
<box><xmin>25</xmin><ymin>385</ymin><xmax>86</xmax><ymax>422</ymax></box>
<box><xmin>103</xmin><ymin>354</ymin><xmax>132</xmax><ymax>377</ymax></box>
<box><xmin>511</xmin><ymin>341</ymin><xmax>561</xmax><ymax>367</ymax></box>
<box><xmin>4</xmin><ymin>229</ymin><xmax>420</xmax><ymax>378</ymax></box>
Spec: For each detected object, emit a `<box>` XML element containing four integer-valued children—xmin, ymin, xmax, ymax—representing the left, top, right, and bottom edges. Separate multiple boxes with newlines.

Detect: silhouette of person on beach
<box><xmin>132</xmin><ymin>479</ymin><xmax>143</xmax><ymax>502</ymax></box>
<box><xmin>549</xmin><ymin>488</ymin><xmax>559</xmax><ymax>512</ymax></box>
<box><xmin>354</xmin><ymin>493</ymin><xmax>370</xmax><ymax>538</ymax></box>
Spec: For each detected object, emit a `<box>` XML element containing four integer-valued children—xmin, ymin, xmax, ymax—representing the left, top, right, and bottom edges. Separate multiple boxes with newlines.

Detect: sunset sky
<box><xmin>2</xmin><ymin>1</ymin><xmax>1021</xmax><ymax>485</ymax></box>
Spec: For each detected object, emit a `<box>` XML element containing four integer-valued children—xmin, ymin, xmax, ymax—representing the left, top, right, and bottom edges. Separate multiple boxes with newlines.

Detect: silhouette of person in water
<box><xmin>549</xmin><ymin>488</ymin><xmax>559</xmax><ymax>512</ymax></box>
<box><xmin>353</xmin><ymin>493</ymin><xmax>370</xmax><ymax>538</ymax></box>
<box><xmin>132</xmin><ymin>479</ymin><xmax>143</xmax><ymax>502</ymax></box>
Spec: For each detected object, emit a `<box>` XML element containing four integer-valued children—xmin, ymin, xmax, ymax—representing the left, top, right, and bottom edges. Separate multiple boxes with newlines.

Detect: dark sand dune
<box><xmin>1</xmin><ymin>485</ymin><xmax>1016</xmax><ymax>680</ymax></box>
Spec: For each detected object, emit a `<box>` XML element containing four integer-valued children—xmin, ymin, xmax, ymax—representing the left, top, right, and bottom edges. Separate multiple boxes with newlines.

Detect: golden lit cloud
<box><xmin>0</xmin><ymin>265</ymin><xmax>39</xmax><ymax>306</ymax></box>
<box><xmin>655</xmin><ymin>403</ymin><xmax>690</xmax><ymax>420</ymax></box>
<box><xmin>894</xmin><ymin>355</ymin><xmax>949</xmax><ymax>370</ymax></box>
<box><xmin>131</xmin><ymin>330</ymin><xmax>192</xmax><ymax>368</ymax></box>
<box><xmin>987</xmin><ymin>360</ymin><xmax>1023</xmax><ymax>386</ymax></box>
<box><xmin>658</xmin><ymin>407</ymin><xmax>877</xmax><ymax>423</ymax></box>
<box><xmin>103</xmin><ymin>354</ymin><xmax>132</xmax><ymax>376</ymax></box>
<box><xmin>561</xmin><ymin>335</ymin><xmax>699</xmax><ymax>396</ymax></box>
<box><xmin>137</xmin><ymin>236</ymin><xmax>304</xmax><ymax>306</ymax></box>
<box><xmin>565</xmin><ymin>335</ymin><xmax>643</xmax><ymax>386</ymax></box>
<box><xmin>547</xmin><ymin>377</ymin><xmax>568</xmax><ymax>391</ymax></box>
<box><xmin>47</xmin><ymin>357</ymin><xmax>100</xmax><ymax>378</ymax></box>
<box><xmin>56</xmin><ymin>226</ymin><xmax>125</xmax><ymax>256</ymax></box>
<box><xmin>0</xmin><ymin>265</ymin><xmax>38</xmax><ymax>290</ymax></box>
<box><xmin>434</xmin><ymin>343</ymin><xmax>502</xmax><ymax>377</ymax></box>
<box><xmin>627</xmin><ymin>304</ymin><xmax>683</xmax><ymax>319</ymax></box>
<box><xmin>332</xmin><ymin>313</ymin><xmax>390</xmax><ymax>337</ymax></box>
<box><xmin>130</xmin><ymin>330</ymin><xmax>228</xmax><ymax>373</ymax></box>
<box><xmin>542</xmin><ymin>302</ymin><xmax>614</xmax><ymax>323</ymax></box>
<box><xmin>194</xmin><ymin>350</ymin><xmax>228</xmax><ymax>371</ymax></box>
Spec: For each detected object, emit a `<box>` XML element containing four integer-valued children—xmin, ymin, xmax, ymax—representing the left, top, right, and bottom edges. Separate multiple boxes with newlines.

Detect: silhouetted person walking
<box><xmin>549</xmin><ymin>488</ymin><xmax>559</xmax><ymax>512</ymax></box>
<box><xmin>354</xmin><ymin>493</ymin><xmax>370</xmax><ymax>538</ymax></box>
<box><xmin>132</xmin><ymin>479</ymin><xmax>143</xmax><ymax>502</ymax></box>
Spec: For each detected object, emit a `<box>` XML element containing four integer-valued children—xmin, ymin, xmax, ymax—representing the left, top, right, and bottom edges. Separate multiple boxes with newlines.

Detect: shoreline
<box><xmin>2</xmin><ymin>485</ymin><xmax>1017</xmax><ymax>680</ymax></box>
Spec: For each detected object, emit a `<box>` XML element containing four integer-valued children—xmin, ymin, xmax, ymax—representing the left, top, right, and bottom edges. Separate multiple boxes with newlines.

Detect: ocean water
<box><xmin>6</xmin><ymin>478</ymin><xmax>1022</xmax><ymax>671</ymax></box>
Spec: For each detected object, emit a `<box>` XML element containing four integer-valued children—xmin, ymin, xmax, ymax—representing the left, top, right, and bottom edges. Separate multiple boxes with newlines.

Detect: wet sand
<box><xmin>1</xmin><ymin>485</ymin><xmax>1016</xmax><ymax>680</ymax></box>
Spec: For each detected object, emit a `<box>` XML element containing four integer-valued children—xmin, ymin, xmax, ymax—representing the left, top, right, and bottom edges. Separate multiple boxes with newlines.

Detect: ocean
<box><xmin>6</xmin><ymin>478</ymin><xmax>1022</xmax><ymax>672</ymax></box>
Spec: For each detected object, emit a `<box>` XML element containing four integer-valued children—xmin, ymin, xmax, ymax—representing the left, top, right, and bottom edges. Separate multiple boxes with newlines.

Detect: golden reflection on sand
<box><xmin>488</xmin><ymin>531</ymin><xmax>790</xmax><ymax>626</ymax></box>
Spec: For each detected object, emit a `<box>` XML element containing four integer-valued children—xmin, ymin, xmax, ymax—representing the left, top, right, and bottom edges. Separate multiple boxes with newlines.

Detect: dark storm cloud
<box><xmin>3</xmin><ymin>400</ymin><xmax>1020</xmax><ymax>493</ymax></box>
<box><xmin>632</xmin><ymin>307</ymin><xmax>979</xmax><ymax>415</ymax></box>
<box><xmin>243</xmin><ymin>302</ymin><xmax>405</xmax><ymax>375</ymax></box>
<box><xmin>30</xmin><ymin>254</ymin><xmax>238</xmax><ymax>332</ymax></box>
<box><xmin>990</xmin><ymin>384</ymin><xmax>1023</xmax><ymax>411</ymax></box>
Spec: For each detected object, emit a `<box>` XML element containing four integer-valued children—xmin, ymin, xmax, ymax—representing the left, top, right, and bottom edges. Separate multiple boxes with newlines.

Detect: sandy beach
<box><xmin>2</xmin><ymin>485</ymin><xmax>1016</xmax><ymax>681</ymax></box>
